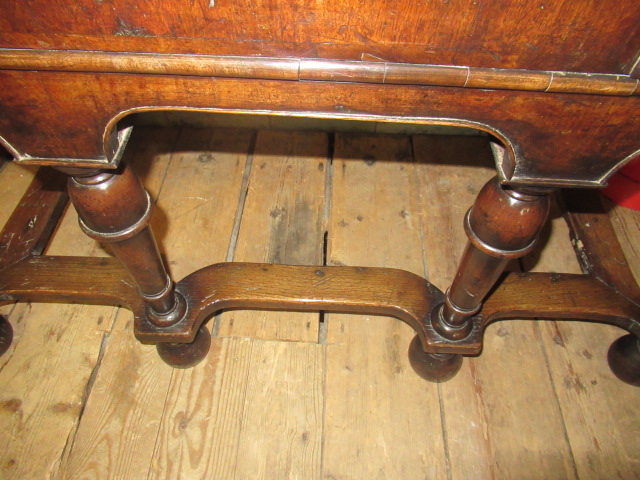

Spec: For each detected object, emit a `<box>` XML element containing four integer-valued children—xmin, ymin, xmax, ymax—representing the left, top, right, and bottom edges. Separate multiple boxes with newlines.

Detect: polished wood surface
<box><xmin>436</xmin><ymin>177</ymin><xmax>551</xmax><ymax>339</ymax></box>
<box><xmin>2</xmin><ymin>0</ymin><xmax>638</xmax><ymax>73</ymax></box>
<box><xmin>1</xmin><ymin>132</ymin><xmax>639</xmax><ymax>362</ymax></box>
<box><xmin>1</xmin><ymin>1</ymin><xmax>639</xmax><ymax>187</ymax></box>
<box><xmin>1</xmin><ymin>129</ymin><xmax>638</xmax><ymax>478</ymax></box>
<box><xmin>1</xmin><ymin>2</ymin><xmax>639</xmax><ymax>474</ymax></box>
<box><xmin>2</xmin><ymin>49</ymin><xmax>637</xmax><ymax>96</ymax></box>
<box><xmin>68</xmin><ymin>166</ymin><xmax>185</xmax><ymax>323</ymax></box>
<box><xmin>1</xmin><ymin>69</ymin><xmax>638</xmax><ymax>188</ymax></box>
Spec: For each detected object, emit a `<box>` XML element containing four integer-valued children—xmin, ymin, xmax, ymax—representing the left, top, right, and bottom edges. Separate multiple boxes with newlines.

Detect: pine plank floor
<box><xmin>1</xmin><ymin>126</ymin><xmax>639</xmax><ymax>479</ymax></box>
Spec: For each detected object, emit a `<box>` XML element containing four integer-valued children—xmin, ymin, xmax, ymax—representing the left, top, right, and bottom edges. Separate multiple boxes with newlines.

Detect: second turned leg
<box><xmin>410</xmin><ymin>176</ymin><xmax>552</xmax><ymax>382</ymax></box>
<box><xmin>434</xmin><ymin>176</ymin><xmax>551</xmax><ymax>340</ymax></box>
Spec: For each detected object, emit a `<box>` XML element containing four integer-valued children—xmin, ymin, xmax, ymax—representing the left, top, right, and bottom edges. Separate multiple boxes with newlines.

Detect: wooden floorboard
<box><xmin>0</xmin><ymin>126</ymin><xmax>638</xmax><ymax>479</ymax></box>
<box><xmin>216</xmin><ymin>130</ymin><xmax>328</xmax><ymax>342</ymax></box>
<box><xmin>52</xmin><ymin>126</ymin><xmax>182</xmax><ymax>480</ymax></box>
<box><xmin>323</xmin><ymin>133</ymin><xmax>448</xmax><ymax>479</ymax></box>
<box><xmin>531</xmin><ymin>198</ymin><xmax>640</xmax><ymax>480</ymax></box>
<box><xmin>0</xmin><ymin>161</ymin><xmax>116</xmax><ymax>480</ymax></box>
<box><xmin>413</xmin><ymin>136</ymin><xmax>578</xmax><ymax>479</ymax></box>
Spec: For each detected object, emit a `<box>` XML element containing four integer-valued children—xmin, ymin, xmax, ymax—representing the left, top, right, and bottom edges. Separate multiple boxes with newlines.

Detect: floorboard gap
<box><xmin>318</xmin><ymin>133</ymin><xmax>334</xmax><ymax>345</ymax></box>
<box><xmin>211</xmin><ymin>130</ymin><xmax>257</xmax><ymax>337</ymax></box>
<box><xmin>225</xmin><ymin>130</ymin><xmax>257</xmax><ymax>263</ymax></box>
<box><xmin>51</xmin><ymin>326</ymin><xmax>113</xmax><ymax>479</ymax></box>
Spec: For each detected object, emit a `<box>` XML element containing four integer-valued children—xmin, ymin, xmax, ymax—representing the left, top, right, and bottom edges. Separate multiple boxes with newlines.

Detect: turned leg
<box><xmin>435</xmin><ymin>176</ymin><xmax>551</xmax><ymax>338</ymax></box>
<box><xmin>410</xmin><ymin>176</ymin><xmax>551</xmax><ymax>381</ymax></box>
<box><xmin>64</xmin><ymin>162</ymin><xmax>210</xmax><ymax>367</ymax></box>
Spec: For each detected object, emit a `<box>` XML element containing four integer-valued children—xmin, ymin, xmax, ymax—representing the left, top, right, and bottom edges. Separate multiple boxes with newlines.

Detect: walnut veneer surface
<box><xmin>0</xmin><ymin>0</ymin><xmax>639</xmax><ymax>187</ymax></box>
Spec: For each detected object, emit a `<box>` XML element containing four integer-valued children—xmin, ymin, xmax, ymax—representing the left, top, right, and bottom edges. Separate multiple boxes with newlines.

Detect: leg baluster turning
<box><xmin>409</xmin><ymin>176</ymin><xmax>551</xmax><ymax>382</ymax></box>
<box><xmin>65</xmin><ymin>163</ymin><xmax>210</xmax><ymax>367</ymax></box>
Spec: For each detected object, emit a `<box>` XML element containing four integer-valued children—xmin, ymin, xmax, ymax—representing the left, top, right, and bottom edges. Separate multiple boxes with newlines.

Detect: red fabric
<box><xmin>602</xmin><ymin>158</ymin><xmax>640</xmax><ymax>210</ymax></box>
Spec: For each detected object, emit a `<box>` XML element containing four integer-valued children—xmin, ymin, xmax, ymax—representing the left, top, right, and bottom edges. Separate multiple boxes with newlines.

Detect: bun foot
<box><xmin>408</xmin><ymin>334</ymin><xmax>463</xmax><ymax>382</ymax></box>
<box><xmin>607</xmin><ymin>334</ymin><xmax>640</xmax><ymax>387</ymax></box>
<box><xmin>0</xmin><ymin>315</ymin><xmax>12</xmax><ymax>357</ymax></box>
<box><xmin>156</xmin><ymin>324</ymin><xmax>211</xmax><ymax>368</ymax></box>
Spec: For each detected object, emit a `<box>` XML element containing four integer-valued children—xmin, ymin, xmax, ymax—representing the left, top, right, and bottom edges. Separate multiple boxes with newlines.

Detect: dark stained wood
<box><xmin>0</xmin><ymin>49</ymin><xmax>301</xmax><ymax>81</ymax></box>
<box><xmin>560</xmin><ymin>189</ymin><xmax>640</xmax><ymax>389</ymax></box>
<box><xmin>66</xmin><ymin>163</ymin><xmax>185</xmax><ymax>323</ymax></box>
<box><xmin>2</xmin><ymin>257</ymin><xmax>638</xmax><ymax>360</ymax></box>
<box><xmin>2</xmin><ymin>128</ymin><xmax>639</xmax><ymax>477</ymax></box>
<box><xmin>0</xmin><ymin>315</ymin><xmax>11</xmax><ymax>357</ymax></box>
<box><xmin>545</xmin><ymin>72</ymin><xmax>638</xmax><ymax>95</ymax></box>
<box><xmin>2</xmin><ymin>49</ymin><xmax>637</xmax><ymax>97</ymax></box>
<box><xmin>607</xmin><ymin>334</ymin><xmax>640</xmax><ymax>386</ymax></box>
<box><xmin>0</xmin><ymin>0</ymin><xmax>638</xmax><ymax>398</ymax></box>
<box><xmin>0</xmin><ymin>168</ymin><xmax>68</xmax><ymax>271</ymax></box>
<box><xmin>407</xmin><ymin>335</ymin><xmax>463</xmax><ymax>382</ymax></box>
<box><xmin>156</xmin><ymin>325</ymin><xmax>212</xmax><ymax>368</ymax></box>
<box><xmin>1</xmin><ymin>1</ymin><xmax>638</xmax><ymax>74</ymax></box>
<box><xmin>629</xmin><ymin>51</ymin><xmax>640</xmax><ymax>78</ymax></box>
<box><xmin>1</xmin><ymin>71</ymin><xmax>638</xmax><ymax>188</ymax></box>
<box><xmin>481</xmin><ymin>273</ymin><xmax>640</xmax><ymax>336</ymax></box>
<box><xmin>0</xmin><ymin>256</ymin><xmax>444</xmax><ymax>350</ymax></box>
<box><xmin>145</xmin><ymin>262</ymin><xmax>445</xmax><ymax>346</ymax></box>
<box><xmin>0</xmin><ymin>166</ymin><xmax>68</xmax><ymax>358</ymax></box>
<box><xmin>562</xmin><ymin>190</ymin><xmax>640</xmax><ymax>305</ymax></box>
<box><xmin>0</xmin><ymin>256</ymin><xmax>138</xmax><ymax>307</ymax></box>
<box><xmin>435</xmin><ymin>177</ymin><xmax>551</xmax><ymax>339</ymax></box>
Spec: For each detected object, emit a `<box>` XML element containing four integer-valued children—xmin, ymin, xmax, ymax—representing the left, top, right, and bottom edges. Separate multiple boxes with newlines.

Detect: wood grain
<box><xmin>412</xmin><ymin>135</ymin><xmax>577</xmax><ymax>479</ymax></box>
<box><xmin>142</xmin><ymin>130</ymin><xmax>326</xmax><ymax>479</ymax></box>
<box><xmin>322</xmin><ymin>133</ymin><xmax>448</xmax><ymax>478</ymax></box>
<box><xmin>45</xmin><ymin>127</ymin><xmax>173</xmax><ymax>478</ymax></box>
<box><xmin>216</xmin><ymin>130</ymin><xmax>327</xmax><ymax>342</ymax></box>
<box><xmin>2</xmin><ymin>49</ymin><xmax>637</xmax><ymax>97</ymax></box>
<box><xmin>45</xmin><ymin>127</ymin><xmax>181</xmax><ymax>260</ymax></box>
<box><xmin>55</xmin><ymin>329</ymin><xmax>175</xmax><ymax>480</ymax></box>
<box><xmin>150</xmin><ymin>127</ymin><xmax>253</xmax><ymax>280</ymax></box>
<box><xmin>1</xmin><ymin>128</ymin><xmax>639</xmax><ymax>478</ymax></box>
<box><xmin>562</xmin><ymin>191</ymin><xmax>640</xmax><ymax>304</ymax></box>
<box><xmin>603</xmin><ymin>198</ymin><xmax>640</xmax><ymax>286</ymax></box>
<box><xmin>2</xmin><ymin>70</ymin><xmax>637</xmax><ymax>191</ymax></box>
<box><xmin>2</xmin><ymin>0</ymin><xmax>639</xmax><ymax>73</ymax></box>
<box><xmin>53</xmin><ymin>126</ymin><xmax>251</xmax><ymax>479</ymax></box>
<box><xmin>529</xmin><ymin>196</ymin><xmax>640</xmax><ymax>479</ymax></box>
<box><xmin>0</xmin><ymin>168</ymin><xmax>67</xmax><ymax>270</ymax></box>
<box><xmin>0</xmin><ymin>166</ymin><xmax>118</xmax><ymax>480</ymax></box>
<box><xmin>148</xmin><ymin>336</ymin><xmax>323</xmax><ymax>480</ymax></box>
<box><xmin>0</xmin><ymin>162</ymin><xmax>37</xmax><ymax>326</ymax></box>
<box><xmin>48</xmin><ymin>126</ymin><xmax>179</xmax><ymax>479</ymax></box>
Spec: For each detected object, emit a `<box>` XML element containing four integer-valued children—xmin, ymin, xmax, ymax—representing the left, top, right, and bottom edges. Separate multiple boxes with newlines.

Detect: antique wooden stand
<box><xmin>1</xmin><ymin>1</ymin><xmax>639</xmax><ymax>386</ymax></box>
<box><xmin>1</xmin><ymin>164</ymin><xmax>638</xmax><ymax>385</ymax></box>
